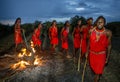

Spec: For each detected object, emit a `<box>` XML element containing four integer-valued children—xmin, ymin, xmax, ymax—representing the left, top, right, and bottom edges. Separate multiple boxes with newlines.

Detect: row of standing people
<box><xmin>14</xmin><ymin>16</ymin><xmax>112</xmax><ymax>82</ymax></box>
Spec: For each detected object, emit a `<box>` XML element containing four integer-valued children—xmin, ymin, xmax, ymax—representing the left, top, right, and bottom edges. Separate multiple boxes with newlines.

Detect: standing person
<box><xmin>61</xmin><ymin>21</ymin><xmax>71</xmax><ymax>58</ymax></box>
<box><xmin>87</xmin><ymin>17</ymin><xmax>93</xmax><ymax>30</ymax></box>
<box><xmin>14</xmin><ymin>17</ymin><xmax>24</xmax><ymax>51</ymax></box>
<box><xmin>49</xmin><ymin>20</ymin><xmax>58</xmax><ymax>54</ymax></box>
<box><xmin>72</xmin><ymin>20</ymin><xmax>82</xmax><ymax>61</ymax></box>
<box><xmin>80</xmin><ymin>20</ymin><xmax>88</xmax><ymax>62</ymax></box>
<box><xmin>87</xmin><ymin>16</ymin><xmax>112</xmax><ymax>82</ymax></box>
<box><xmin>32</xmin><ymin>22</ymin><xmax>42</xmax><ymax>53</ymax></box>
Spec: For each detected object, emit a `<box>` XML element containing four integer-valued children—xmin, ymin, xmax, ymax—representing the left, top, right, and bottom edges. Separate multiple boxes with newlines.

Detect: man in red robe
<box><xmin>14</xmin><ymin>18</ymin><xmax>24</xmax><ymax>51</ymax></box>
<box><xmin>32</xmin><ymin>22</ymin><xmax>42</xmax><ymax>52</ymax></box>
<box><xmin>87</xmin><ymin>16</ymin><xmax>112</xmax><ymax>82</ymax></box>
<box><xmin>73</xmin><ymin>20</ymin><xmax>82</xmax><ymax>61</ymax></box>
<box><xmin>61</xmin><ymin>21</ymin><xmax>71</xmax><ymax>58</ymax></box>
<box><xmin>87</xmin><ymin>17</ymin><xmax>93</xmax><ymax>30</ymax></box>
<box><xmin>80</xmin><ymin>18</ymin><xmax>93</xmax><ymax>62</ymax></box>
<box><xmin>80</xmin><ymin>25</ymin><xmax>89</xmax><ymax>61</ymax></box>
<box><xmin>49</xmin><ymin>20</ymin><xmax>58</xmax><ymax>54</ymax></box>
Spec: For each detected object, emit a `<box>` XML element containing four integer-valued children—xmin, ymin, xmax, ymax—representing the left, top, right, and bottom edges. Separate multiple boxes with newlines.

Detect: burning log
<box><xmin>10</xmin><ymin>40</ymin><xmax>44</xmax><ymax>71</ymax></box>
<box><xmin>10</xmin><ymin>48</ymin><xmax>38</xmax><ymax>70</ymax></box>
<box><xmin>22</xmin><ymin>30</ymin><xmax>35</xmax><ymax>65</ymax></box>
<box><xmin>25</xmin><ymin>42</ymin><xmax>35</xmax><ymax>65</ymax></box>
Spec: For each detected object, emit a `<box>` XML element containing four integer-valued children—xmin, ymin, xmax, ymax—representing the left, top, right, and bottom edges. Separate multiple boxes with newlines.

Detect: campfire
<box><xmin>10</xmin><ymin>41</ymin><xmax>42</xmax><ymax>70</ymax></box>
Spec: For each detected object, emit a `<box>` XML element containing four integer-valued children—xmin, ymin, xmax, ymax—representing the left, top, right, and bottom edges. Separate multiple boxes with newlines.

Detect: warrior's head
<box><xmin>15</xmin><ymin>17</ymin><xmax>21</xmax><ymax>26</ymax></box>
<box><xmin>95</xmin><ymin>16</ymin><xmax>106</xmax><ymax>30</ymax></box>
<box><xmin>87</xmin><ymin>17</ymin><xmax>93</xmax><ymax>25</ymax></box>
<box><xmin>38</xmin><ymin>22</ymin><xmax>42</xmax><ymax>29</ymax></box>
<box><xmin>51</xmin><ymin>20</ymin><xmax>57</xmax><ymax>27</ymax></box>
<box><xmin>64</xmin><ymin>20</ymin><xmax>70</xmax><ymax>28</ymax></box>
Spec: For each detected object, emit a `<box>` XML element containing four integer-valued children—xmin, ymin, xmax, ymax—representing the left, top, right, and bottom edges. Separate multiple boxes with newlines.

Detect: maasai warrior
<box><xmin>80</xmin><ymin>22</ymin><xmax>89</xmax><ymax>61</ymax></box>
<box><xmin>61</xmin><ymin>21</ymin><xmax>71</xmax><ymax>58</ymax></box>
<box><xmin>87</xmin><ymin>16</ymin><xmax>112</xmax><ymax>82</ymax></box>
<box><xmin>49</xmin><ymin>20</ymin><xmax>58</xmax><ymax>54</ymax></box>
<box><xmin>32</xmin><ymin>22</ymin><xmax>42</xmax><ymax>52</ymax></box>
<box><xmin>87</xmin><ymin>17</ymin><xmax>93</xmax><ymax>30</ymax></box>
<box><xmin>14</xmin><ymin>17</ymin><xmax>24</xmax><ymax>51</ymax></box>
<box><xmin>72</xmin><ymin>20</ymin><xmax>82</xmax><ymax>60</ymax></box>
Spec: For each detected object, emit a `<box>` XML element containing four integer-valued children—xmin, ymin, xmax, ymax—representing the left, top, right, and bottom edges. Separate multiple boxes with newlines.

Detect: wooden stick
<box><xmin>77</xmin><ymin>48</ymin><xmax>81</xmax><ymax>71</ymax></box>
<box><xmin>22</xmin><ymin>30</ymin><xmax>35</xmax><ymax>65</ymax></box>
<box><xmin>77</xmin><ymin>39</ymin><xmax>82</xmax><ymax>71</ymax></box>
<box><xmin>22</xmin><ymin>30</ymin><xmax>28</xmax><ymax>48</ymax></box>
<box><xmin>82</xmin><ymin>57</ymin><xmax>88</xmax><ymax>82</ymax></box>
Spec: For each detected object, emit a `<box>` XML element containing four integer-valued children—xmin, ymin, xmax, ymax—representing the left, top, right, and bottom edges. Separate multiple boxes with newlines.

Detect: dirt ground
<box><xmin>0</xmin><ymin>34</ymin><xmax>120</xmax><ymax>82</ymax></box>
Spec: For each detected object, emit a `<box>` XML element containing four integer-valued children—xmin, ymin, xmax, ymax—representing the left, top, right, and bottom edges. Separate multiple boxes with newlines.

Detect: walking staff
<box><xmin>77</xmin><ymin>39</ymin><xmax>82</xmax><ymax>71</ymax></box>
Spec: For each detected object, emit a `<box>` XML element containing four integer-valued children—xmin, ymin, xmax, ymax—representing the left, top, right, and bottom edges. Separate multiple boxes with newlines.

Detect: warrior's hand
<box><xmin>85</xmin><ymin>52</ymin><xmax>88</xmax><ymax>59</ymax></box>
<box><xmin>49</xmin><ymin>36</ymin><xmax>51</xmax><ymax>40</ymax></box>
<box><xmin>22</xmin><ymin>29</ymin><xmax>25</xmax><ymax>33</ymax></box>
<box><xmin>61</xmin><ymin>37</ymin><xmax>64</xmax><ymax>41</ymax></box>
<box><xmin>105</xmin><ymin>57</ymin><xmax>109</xmax><ymax>64</ymax></box>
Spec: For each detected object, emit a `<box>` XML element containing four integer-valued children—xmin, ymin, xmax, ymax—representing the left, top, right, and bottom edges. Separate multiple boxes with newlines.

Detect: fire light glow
<box><xmin>11</xmin><ymin>41</ymin><xmax>42</xmax><ymax>70</ymax></box>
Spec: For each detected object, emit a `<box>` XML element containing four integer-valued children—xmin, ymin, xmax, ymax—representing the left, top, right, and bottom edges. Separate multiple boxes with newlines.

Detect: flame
<box><xmin>28</xmin><ymin>53</ymin><xmax>32</xmax><ymax>56</ymax></box>
<box><xmin>19</xmin><ymin>61</ymin><xmax>30</xmax><ymax>70</ymax></box>
<box><xmin>32</xmin><ymin>47</ymin><xmax>36</xmax><ymax>53</ymax></box>
<box><xmin>18</xmin><ymin>53</ymin><xmax>24</xmax><ymax>58</ymax></box>
<box><xmin>11</xmin><ymin>60</ymin><xmax>30</xmax><ymax>70</ymax></box>
<box><xmin>21</xmin><ymin>48</ymin><xmax>26</xmax><ymax>52</ymax></box>
<box><xmin>11</xmin><ymin>62</ymin><xmax>20</xmax><ymax>69</ymax></box>
<box><xmin>30</xmin><ymin>41</ymin><xmax>36</xmax><ymax>53</ymax></box>
<box><xmin>11</xmin><ymin>41</ymin><xmax>42</xmax><ymax>70</ymax></box>
<box><xmin>34</xmin><ymin>56</ymin><xmax>42</xmax><ymax>65</ymax></box>
<box><xmin>30</xmin><ymin>41</ymin><xmax>34</xmax><ymax>47</ymax></box>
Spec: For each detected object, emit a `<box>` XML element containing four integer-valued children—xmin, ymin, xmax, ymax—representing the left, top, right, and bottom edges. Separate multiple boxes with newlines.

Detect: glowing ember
<box><xmin>34</xmin><ymin>56</ymin><xmax>42</xmax><ymax>65</ymax></box>
<box><xmin>32</xmin><ymin>47</ymin><xmax>36</xmax><ymax>53</ymax></box>
<box><xmin>21</xmin><ymin>48</ymin><xmax>26</xmax><ymax>51</ymax></box>
<box><xmin>11</xmin><ymin>63</ymin><xmax>20</xmax><ymax>69</ymax></box>
<box><xmin>11</xmin><ymin>60</ymin><xmax>30</xmax><ymax>70</ymax></box>
<box><xmin>19</xmin><ymin>61</ymin><xmax>30</xmax><ymax>70</ymax></box>
<box><xmin>20</xmin><ymin>47</ymin><xmax>32</xmax><ymax>56</ymax></box>
<box><xmin>11</xmin><ymin>41</ymin><xmax>42</xmax><ymax>70</ymax></box>
<box><xmin>18</xmin><ymin>53</ymin><xmax>24</xmax><ymax>58</ymax></box>
<box><xmin>30</xmin><ymin>41</ymin><xmax>34</xmax><ymax>47</ymax></box>
<box><xmin>28</xmin><ymin>53</ymin><xmax>32</xmax><ymax>56</ymax></box>
<box><xmin>30</xmin><ymin>41</ymin><xmax>36</xmax><ymax>53</ymax></box>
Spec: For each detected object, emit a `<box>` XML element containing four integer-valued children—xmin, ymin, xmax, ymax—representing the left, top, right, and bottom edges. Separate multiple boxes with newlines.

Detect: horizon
<box><xmin>0</xmin><ymin>17</ymin><xmax>120</xmax><ymax>26</ymax></box>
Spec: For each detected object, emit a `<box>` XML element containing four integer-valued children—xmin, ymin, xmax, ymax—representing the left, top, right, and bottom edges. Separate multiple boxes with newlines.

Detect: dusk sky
<box><xmin>0</xmin><ymin>0</ymin><xmax>120</xmax><ymax>25</ymax></box>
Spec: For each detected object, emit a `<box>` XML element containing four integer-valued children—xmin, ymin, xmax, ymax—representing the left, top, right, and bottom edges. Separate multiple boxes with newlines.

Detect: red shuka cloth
<box><xmin>49</xmin><ymin>27</ymin><xmax>58</xmax><ymax>45</ymax></box>
<box><xmin>61</xmin><ymin>28</ymin><xmax>69</xmax><ymax>49</ymax></box>
<box><xmin>87</xmin><ymin>25</ymin><xmax>93</xmax><ymax>30</ymax></box>
<box><xmin>73</xmin><ymin>28</ymin><xmax>81</xmax><ymax>48</ymax></box>
<box><xmin>89</xmin><ymin>53</ymin><xmax>106</xmax><ymax>74</ymax></box>
<box><xmin>89</xmin><ymin>29</ymin><xmax>108</xmax><ymax>74</ymax></box>
<box><xmin>81</xmin><ymin>27</ymin><xmax>89</xmax><ymax>54</ymax></box>
<box><xmin>32</xmin><ymin>28</ymin><xmax>41</xmax><ymax>46</ymax></box>
<box><xmin>14</xmin><ymin>28</ymin><xmax>23</xmax><ymax>45</ymax></box>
